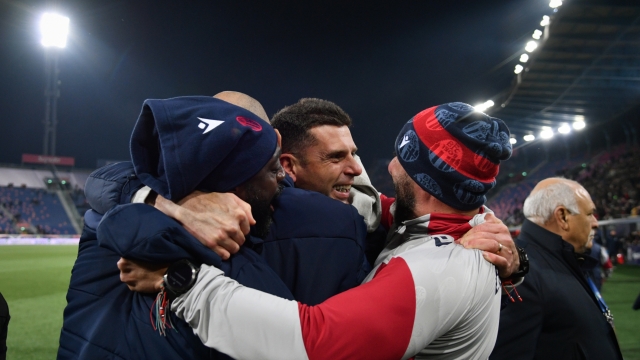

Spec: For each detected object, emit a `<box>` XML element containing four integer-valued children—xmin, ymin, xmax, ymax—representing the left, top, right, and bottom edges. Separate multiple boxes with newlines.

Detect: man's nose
<box><xmin>345</xmin><ymin>155</ymin><xmax>363</xmax><ymax>176</ymax></box>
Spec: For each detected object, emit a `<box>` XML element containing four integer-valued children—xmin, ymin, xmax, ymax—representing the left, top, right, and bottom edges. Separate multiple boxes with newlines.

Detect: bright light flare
<box><xmin>524</xmin><ymin>134</ymin><xmax>535</xmax><ymax>142</ymax></box>
<box><xmin>474</xmin><ymin>100</ymin><xmax>495</xmax><ymax>112</ymax></box>
<box><xmin>532</xmin><ymin>29</ymin><xmax>543</xmax><ymax>40</ymax></box>
<box><xmin>540</xmin><ymin>127</ymin><xmax>554</xmax><ymax>139</ymax></box>
<box><xmin>573</xmin><ymin>121</ymin><xmax>586</xmax><ymax>130</ymax></box>
<box><xmin>549</xmin><ymin>0</ymin><xmax>563</xmax><ymax>8</ymax></box>
<box><xmin>558</xmin><ymin>123</ymin><xmax>571</xmax><ymax>134</ymax></box>
<box><xmin>514</xmin><ymin>64</ymin><xmax>524</xmax><ymax>74</ymax></box>
<box><xmin>541</xmin><ymin>16</ymin><xmax>550</xmax><ymax>26</ymax></box>
<box><xmin>40</xmin><ymin>13</ymin><xmax>69</xmax><ymax>48</ymax></box>
<box><xmin>519</xmin><ymin>54</ymin><xmax>529</xmax><ymax>63</ymax></box>
<box><xmin>525</xmin><ymin>41</ymin><xmax>538</xmax><ymax>53</ymax></box>
<box><xmin>509</xmin><ymin>137</ymin><xmax>517</xmax><ymax>145</ymax></box>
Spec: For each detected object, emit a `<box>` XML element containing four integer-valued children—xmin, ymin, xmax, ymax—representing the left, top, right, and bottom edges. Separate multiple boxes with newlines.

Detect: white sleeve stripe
<box><xmin>172</xmin><ymin>265</ymin><xmax>309</xmax><ymax>360</ymax></box>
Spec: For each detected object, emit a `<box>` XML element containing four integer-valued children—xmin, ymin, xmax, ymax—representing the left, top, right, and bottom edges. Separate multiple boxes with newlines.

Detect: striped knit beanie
<box><xmin>395</xmin><ymin>102</ymin><xmax>512</xmax><ymax>211</ymax></box>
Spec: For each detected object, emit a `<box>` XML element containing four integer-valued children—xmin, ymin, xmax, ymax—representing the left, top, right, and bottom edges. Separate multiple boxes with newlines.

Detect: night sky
<box><xmin>0</xmin><ymin>0</ymin><xmax>552</xmax><ymax>170</ymax></box>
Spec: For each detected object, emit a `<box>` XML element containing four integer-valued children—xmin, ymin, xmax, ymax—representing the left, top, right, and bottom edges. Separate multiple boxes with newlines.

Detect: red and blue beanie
<box><xmin>130</xmin><ymin>96</ymin><xmax>277</xmax><ymax>201</ymax></box>
<box><xmin>395</xmin><ymin>102</ymin><xmax>512</xmax><ymax>211</ymax></box>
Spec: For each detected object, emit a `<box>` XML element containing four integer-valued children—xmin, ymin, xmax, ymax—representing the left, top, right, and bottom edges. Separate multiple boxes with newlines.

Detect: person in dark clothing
<box><xmin>58</xmin><ymin>95</ymin><xmax>296</xmax><ymax>359</ymax></box>
<box><xmin>0</xmin><ymin>292</ymin><xmax>8</xmax><ymax>360</ymax></box>
<box><xmin>490</xmin><ymin>178</ymin><xmax>622</xmax><ymax>360</ymax></box>
<box><xmin>581</xmin><ymin>239</ymin><xmax>612</xmax><ymax>291</ymax></box>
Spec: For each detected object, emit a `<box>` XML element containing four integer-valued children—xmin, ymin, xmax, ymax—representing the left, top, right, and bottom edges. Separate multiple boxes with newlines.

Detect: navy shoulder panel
<box><xmin>85</xmin><ymin>162</ymin><xmax>144</xmax><ymax>215</ymax></box>
<box><xmin>97</xmin><ymin>203</ymin><xmax>222</xmax><ymax>266</ymax></box>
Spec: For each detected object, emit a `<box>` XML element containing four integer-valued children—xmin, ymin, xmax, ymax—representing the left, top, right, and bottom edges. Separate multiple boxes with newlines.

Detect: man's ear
<box><xmin>553</xmin><ymin>207</ymin><xmax>570</xmax><ymax>231</ymax></box>
<box><xmin>275</xmin><ymin>129</ymin><xmax>282</xmax><ymax>148</ymax></box>
<box><xmin>280</xmin><ymin>154</ymin><xmax>298</xmax><ymax>182</ymax></box>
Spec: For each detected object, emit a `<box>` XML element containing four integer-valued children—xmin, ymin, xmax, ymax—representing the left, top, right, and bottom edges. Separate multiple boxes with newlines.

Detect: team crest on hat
<box><xmin>414</xmin><ymin>173</ymin><xmax>442</xmax><ymax>197</ymax></box>
<box><xmin>433</xmin><ymin>109</ymin><xmax>458</xmax><ymax>128</ymax></box>
<box><xmin>448</xmin><ymin>102</ymin><xmax>474</xmax><ymax>112</ymax></box>
<box><xmin>454</xmin><ymin>180</ymin><xmax>485</xmax><ymax>204</ymax></box>
<box><xmin>428</xmin><ymin>140</ymin><xmax>462</xmax><ymax>172</ymax></box>
<box><xmin>398</xmin><ymin>130</ymin><xmax>420</xmax><ymax>162</ymax></box>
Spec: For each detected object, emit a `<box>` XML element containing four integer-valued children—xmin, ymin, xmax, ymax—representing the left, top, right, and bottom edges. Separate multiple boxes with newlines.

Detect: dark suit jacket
<box><xmin>490</xmin><ymin>220</ymin><xmax>622</xmax><ymax>360</ymax></box>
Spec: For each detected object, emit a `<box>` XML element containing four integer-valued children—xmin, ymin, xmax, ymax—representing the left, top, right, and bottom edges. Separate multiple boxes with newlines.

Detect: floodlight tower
<box><xmin>40</xmin><ymin>12</ymin><xmax>69</xmax><ymax>156</ymax></box>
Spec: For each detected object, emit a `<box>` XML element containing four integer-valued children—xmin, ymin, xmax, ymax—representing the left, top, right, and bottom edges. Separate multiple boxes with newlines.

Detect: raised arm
<box><xmin>85</xmin><ymin>162</ymin><xmax>255</xmax><ymax>260</ymax></box>
<box><xmin>121</xmin><ymin>257</ymin><xmax>432</xmax><ymax>359</ymax></box>
<box><xmin>172</xmin><ymin>259</ymin><xmax>422</xmax><ymax>360</ymax></box>
<box><xmin>154</xmin><ymin>191</ymin><xmax>255</xmax><ymax>259</ymax></box>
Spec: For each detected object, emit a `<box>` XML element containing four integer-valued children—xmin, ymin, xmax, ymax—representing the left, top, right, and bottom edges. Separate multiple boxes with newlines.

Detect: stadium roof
<box><xmin>491</xmin><ymin>0</ymin><xmax>640</xmax><ymax>143</ymax></box>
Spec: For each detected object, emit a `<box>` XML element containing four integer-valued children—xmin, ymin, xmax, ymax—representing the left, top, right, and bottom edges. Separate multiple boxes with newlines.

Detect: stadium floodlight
<box><xmin>514</xmin><ymin>64</ymin><xmax>524</xmax><ymax>74</ymax></box>
<box><xmin>532</xmin><ymin>29</ymin><xmax>543</xmax><ymax>40</ymax></box>
<box><xmin>524</xmin><ymin>134</ymin><xmax>535</xmax><ymax>142</ymax></box>
<box><xmin>40</xmin><ymin>13</ymin><xmax>69</xmax><ymax>48</ymax></box>
<box><xmin>540</xmin><ymin>127</ymin><xmax>554</xmax><ymax>139</ymax></box>
<box><xmin>558</xmin><ymin>123</ymin><xmax>571</xmax><ymax>134</ymax></box>
<box><xmin>540</xmin><ymin>16</ymin><xmax>550</xmax><ymax>26</ymax></box>
<box><xmin>525</xmin><ymin>41</ymin><xmax>538</xmax><ymax>53</ymax></box>
<box><xmin>573</xmin><ymin>121</ymin><xmax>586</xmax><ymax>130</ymax></box>
<box><xmin>474</xmin><ymin>100</ymin><xmax>495</xmax><ymax>112</ymax></box>
<box><xmin>509</xmin><ymin>137</ymin><xmax>517</xmax><ymax>145</ymax></box>
<box><xmin>549</xmin><ymin>0</ymin><xmax>562</xmax><ymax>9</ymax></box>
<box><xmin>519</xmin><ymin>54</ymin><xmax>529</xmax><ymax>63</ymax></box>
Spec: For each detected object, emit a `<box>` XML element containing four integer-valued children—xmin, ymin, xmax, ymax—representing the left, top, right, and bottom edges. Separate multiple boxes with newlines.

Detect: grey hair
<box><xmin>523</xmin><ymin>178</ymin><xmax>581</xmax><ymax>225</ymax></box>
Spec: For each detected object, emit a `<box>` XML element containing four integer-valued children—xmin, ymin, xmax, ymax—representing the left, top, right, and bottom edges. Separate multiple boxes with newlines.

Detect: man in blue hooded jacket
<box><xmin>57</xmin><ymin>95</ymin><xmax>301</xmax><ymax>359</ymax></box>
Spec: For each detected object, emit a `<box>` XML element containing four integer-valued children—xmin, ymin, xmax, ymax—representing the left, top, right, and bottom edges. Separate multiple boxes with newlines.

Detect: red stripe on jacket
<box><xmin>299</xmin><ymin>257</ymin><xmax>416</xmax><ymax>360</ymax></box>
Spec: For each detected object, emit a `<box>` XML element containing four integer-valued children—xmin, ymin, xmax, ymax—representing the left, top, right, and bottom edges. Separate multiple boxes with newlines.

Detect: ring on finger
<box><xmin>497</xmin><ymin>243</ymin><xmax>503</xmax><ymax>253</ymax></box>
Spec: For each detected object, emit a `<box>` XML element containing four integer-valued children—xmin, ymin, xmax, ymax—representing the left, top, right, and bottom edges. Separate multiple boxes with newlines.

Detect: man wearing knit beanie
<box><xmin>58</xmin><ymin>96</ymin><xmax>296</xmax><ymax>360</ymax></box>
<box><xmin>125</xmin><ymin>102</ymin><xmax>514</xmax><ymax>359</ymax></box>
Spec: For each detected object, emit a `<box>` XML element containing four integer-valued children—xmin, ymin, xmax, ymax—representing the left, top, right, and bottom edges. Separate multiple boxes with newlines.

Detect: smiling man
<box><xmin>272</xmin><ymin>99</ymin><xmax>362</xmax><ymax>204</ymax></box>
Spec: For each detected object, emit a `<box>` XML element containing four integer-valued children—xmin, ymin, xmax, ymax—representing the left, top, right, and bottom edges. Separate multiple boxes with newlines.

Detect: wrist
<box><xmin>163</xmin><ymin>259</ymin><xmax>200</xmax><ymax>302</ymax></box>
<box><xmin>501</xmin><ymin>245</ymin><xmax>529</xmax><ymax>281</ymax></box>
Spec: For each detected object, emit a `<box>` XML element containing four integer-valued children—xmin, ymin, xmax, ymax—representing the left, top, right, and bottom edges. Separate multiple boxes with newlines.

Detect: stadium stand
<box><xmin>0</xmin><ymin>165</ymin><xmax>91</xmax><ymax>235</ymax></box>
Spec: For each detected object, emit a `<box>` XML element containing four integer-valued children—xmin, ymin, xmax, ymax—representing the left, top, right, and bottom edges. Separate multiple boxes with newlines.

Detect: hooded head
<box><xmin>130</xmin><ymin>96</ymin><xmax>278</xmax><ymax>201</ymax></box>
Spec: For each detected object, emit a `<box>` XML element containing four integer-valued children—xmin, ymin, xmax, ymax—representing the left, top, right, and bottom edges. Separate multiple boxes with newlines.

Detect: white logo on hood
<box><xmin>198</xmin><ymin>117</ymin><xmax>224</xmax><ymax>134</ymax></box>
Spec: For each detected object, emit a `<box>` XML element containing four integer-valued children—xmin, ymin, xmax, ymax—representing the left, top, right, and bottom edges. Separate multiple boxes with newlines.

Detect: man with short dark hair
<box><xmin>490</xmin><ymin>177</ymin><xmax>622</xmax><ymax>360</ymax></box>
<box><xmin>271</xmin><ymin>98</ymin><xmax>363</xmax><ymax>205</ymax></box>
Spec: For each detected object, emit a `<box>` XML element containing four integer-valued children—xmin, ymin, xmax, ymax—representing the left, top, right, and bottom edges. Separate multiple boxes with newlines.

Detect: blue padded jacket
<box><xmin>57</xmin><ymin>163</ymin><xmax>293</xmax><ymax>360</ymax></box>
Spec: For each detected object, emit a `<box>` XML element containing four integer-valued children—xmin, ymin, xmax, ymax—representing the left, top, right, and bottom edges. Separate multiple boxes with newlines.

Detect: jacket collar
<box><xmin>519</xmin><ymin>219</ymin><xmax>594</xmax><ymax>298</ymax></box>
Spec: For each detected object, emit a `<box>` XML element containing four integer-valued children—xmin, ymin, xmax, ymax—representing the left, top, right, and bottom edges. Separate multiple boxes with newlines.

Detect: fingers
<box><xmin>232</xmin><ymin>194</ymin><xmax>255</xmax><ymax>228</ymax></box>
<box><xmin>483</xmin><ymin>213</ymin><xmax>502</xmax><ymax>224</ymax></box>
<box><xmin>155</xmin><ymin>191</ymin><xmax>255</xmax><ymax>258</ymax></box>
<box><xmin>211</xmin><ymin>237</ymin><xmax>242</xmax><ymax>260</ymax></box>
<box><xmin>482</xmin><ymin>251</ymin><xmax>511</xmax><ymax>278</ymax></box>
<box><xmin>117</xmin><ymin>258</ymin><xmax>168</xmax><ymax>293</ymax></box>
<box><xmin>459</xmin><ymin>231</ymin><xmax>513</xmax><ymax>254</ymax></box>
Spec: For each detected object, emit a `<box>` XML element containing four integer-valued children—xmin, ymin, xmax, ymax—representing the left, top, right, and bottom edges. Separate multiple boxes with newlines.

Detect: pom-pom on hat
<box><xmin>130</xmin><ymin>96</ymin><xmax>277</xmax><ymax>201</ymax></box>
<box><xmin>395</xmin><ymin>102</ymin><xmax>512</xmax><ymax>211</ymax></box>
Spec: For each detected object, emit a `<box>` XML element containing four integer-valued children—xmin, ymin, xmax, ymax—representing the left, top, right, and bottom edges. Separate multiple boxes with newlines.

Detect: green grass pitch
<box><xmin>0</xmin><ymin>245</ymin><xmax>639</xmax><ymax>359</ymax></box>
